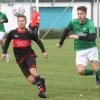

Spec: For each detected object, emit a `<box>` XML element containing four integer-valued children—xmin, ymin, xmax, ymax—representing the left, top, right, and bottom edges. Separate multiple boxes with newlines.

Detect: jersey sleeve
<box><xmin>30</xmin><ymin>33</ymin><xmax>46</xmax><ymax>53</ymax></box>
<box><xmin>88</xmin><ymin>20</ymin><xmax>96</xmax><ymax>34</ymax></box>
<box><xmin>3</xmin><ymin>13</ymin><xmax>8</xmax><ymax>23</ymax></box>
<box><xmin>59</xmin><ymin>21</ymin><xmax>72</xmax><ymax>46</ymax></box>
<box><xmin>3</xmin><ymin>31</ymin><xmax>13</xmax><ymax>54</ymax></box>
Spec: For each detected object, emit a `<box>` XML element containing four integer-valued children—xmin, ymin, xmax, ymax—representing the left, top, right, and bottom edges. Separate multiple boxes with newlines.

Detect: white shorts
<box><xmin>76</xmin><ymin>47</ymin><xmax>99</xmax><ymax>66</ymax></box>
<box><xmin>0</xmin><ymin>31</ymin><xmax>5</xmax><ymax>40</ymax></box>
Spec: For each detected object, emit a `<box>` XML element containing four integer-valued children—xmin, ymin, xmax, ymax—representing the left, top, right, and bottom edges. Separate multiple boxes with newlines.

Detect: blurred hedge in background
<box><xmin>40</xmin><ymin>29</ymin><xmax>64</xmax><ymax>39</ymax></box>
<box><xmin>39</xmin><ymin>28</ymin><xmax>100</xmax><ymax>39</ymax></box>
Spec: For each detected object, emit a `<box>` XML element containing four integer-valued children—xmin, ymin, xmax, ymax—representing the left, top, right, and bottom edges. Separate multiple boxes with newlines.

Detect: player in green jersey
<box><xmin>0</xmin><ymin>4</ymin><xmax>9</xmax><ymax>62</ymax></box>
<box><xmin>57</xmin><ymin>6</ymin><xmax>100</xmax><ymax>85</ymax></box>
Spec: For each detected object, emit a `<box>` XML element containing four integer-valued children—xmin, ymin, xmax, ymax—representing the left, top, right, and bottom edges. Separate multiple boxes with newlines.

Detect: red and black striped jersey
<box><xmin>3</xmin><ymin>28</ymin><xmax>46</xmax><ymax>62</ymax></box>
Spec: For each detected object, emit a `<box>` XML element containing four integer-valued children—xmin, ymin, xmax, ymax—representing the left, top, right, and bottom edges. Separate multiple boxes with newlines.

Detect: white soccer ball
<box><xmin>12</xmin><ymin>5</ymin><xmax>25</xmax><ymax>16</ymax></box>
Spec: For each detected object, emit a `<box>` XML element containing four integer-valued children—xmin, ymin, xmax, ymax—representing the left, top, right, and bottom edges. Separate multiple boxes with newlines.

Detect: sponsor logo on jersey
<box><xmin>76</xmin><ymin>32</ymin><xmax>87</xmax><ymax>36</ymax></box>
<box><xmin>14</xmin><ymin>35</ymin><xmax>19</xmax><ymax>38</ymax></box>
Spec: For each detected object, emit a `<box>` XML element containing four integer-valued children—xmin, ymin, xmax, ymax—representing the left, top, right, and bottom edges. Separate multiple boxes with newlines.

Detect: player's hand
<box><xmin>68</xmin><ymin>34</ymin><xmax>79</xmax><ymax>39</ymax></box>
<box><xmin>42</xmin><ymin>52</ymin><xmax>48</xmax><ymax>59</ymax></box>
<box><xmin>56</xmin><ymin>43</ymin><xmax>62</xmax><ymax>48</ymax></box>
<box><xmin>2</xmin><ymin>54</ymin><xmax>6</xmax><ymax>60</ymax></box>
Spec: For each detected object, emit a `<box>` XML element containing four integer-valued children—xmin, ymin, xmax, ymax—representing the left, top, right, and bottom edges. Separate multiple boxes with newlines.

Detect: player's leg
<box><xmin>90</xmin><ymin>61</ymin><xmax>100</xmax><ymax>84</ymax></box>
<box><xmin>18</xmin><ymin>60</ymin><xmax>47</xmax><ymax>98</ymax></box>
<box><xmin>88</xmin><ymin>47</ymin><xmax>100</xmax><ymax>84</ymax></box>
<box><xmin>76</xmin><ymin>49</ymin><xmax>94</xmax><ymax>76</ymax></box>
<box><xmin>27</xmin><ymin>55</ymin><xmax>47</xmax><ymax>98</ymax></box>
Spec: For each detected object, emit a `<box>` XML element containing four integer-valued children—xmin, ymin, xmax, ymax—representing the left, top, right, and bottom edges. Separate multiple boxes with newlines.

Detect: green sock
<box><xmin>95</xmin><ymin>69</ymin><xmax>100</xmax><ymax>80</ymax></box>
<box><xmin>84</xmin><ymin>69</ymin><xmax>94</xmax><ymax>76</ymax></box>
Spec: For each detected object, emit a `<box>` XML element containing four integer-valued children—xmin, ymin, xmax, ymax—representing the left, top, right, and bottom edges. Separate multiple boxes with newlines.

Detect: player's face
<box><xmin>33</xmin><ymin>7</ymin><xmax>36</xmax><ymax>12</ymax></box>
<box><xmin>77</xmin><ymin>10</ymin><xmax>87</xmax><ymax>23</ymax></box>
<box><xmin>17</xmin><ymin>17</ymin><xmax>27</xmax><ymax>28</ymax></box>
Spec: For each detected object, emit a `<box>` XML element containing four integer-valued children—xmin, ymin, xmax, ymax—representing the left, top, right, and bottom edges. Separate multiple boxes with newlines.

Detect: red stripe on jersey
<box><xmin>13</xmin><ymin>39</ymin><xmax>32</xmax><ymax>48</ymax></box>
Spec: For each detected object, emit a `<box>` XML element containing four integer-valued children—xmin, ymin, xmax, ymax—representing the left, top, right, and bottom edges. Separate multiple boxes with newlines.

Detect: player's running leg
<box><xmin>90</xmin><ymin>61</ymin><xmax>100</xmax><ymax>85</ymax></box>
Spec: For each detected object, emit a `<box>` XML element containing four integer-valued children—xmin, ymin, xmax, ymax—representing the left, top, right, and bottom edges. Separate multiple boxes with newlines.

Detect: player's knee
<box><xmin>27</xmin><ymin>75</ymin><xmax>35</xmax><ymax>84</ymax></box>
<box><xmin>29</xmin><ymin>67</ymin><xmax>37</xmax><ymax>76</ymax></box>
<box><xmin>90</xmin><ymin>60</ymin><xmax>99</xmax><ymax>71</ymax></box>
<box><xmin>77</xmin><ymin>69</ymin><xmax>84</xmax><ymax>75</ymax></box>
<box><xmin>91</xmin><ymin>60</ymin><xmax>98</xmax><ymax>66</ymax></box>
<box><xmin>77</xmin><ymin>65</ymin><xmax>85</xmax><ymax>75</ymax></box>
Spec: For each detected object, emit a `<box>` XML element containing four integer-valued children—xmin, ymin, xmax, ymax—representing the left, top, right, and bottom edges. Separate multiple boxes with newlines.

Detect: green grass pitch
<box><xmin>0</xmin><ymin>39</ymin><xmax>100</xmax><ymax>100</ymax></box>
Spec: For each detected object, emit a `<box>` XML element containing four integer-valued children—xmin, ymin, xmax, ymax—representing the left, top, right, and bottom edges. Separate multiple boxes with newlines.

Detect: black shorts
<box><xmin>18</xmin><ymin>55</ymin><xmax>36</xmax><ymax>78</ymax></box>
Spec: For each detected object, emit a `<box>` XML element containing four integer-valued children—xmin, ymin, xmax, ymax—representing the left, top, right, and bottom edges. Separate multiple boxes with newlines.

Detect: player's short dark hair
<box><xmin>77</xmin><ymin>6</ymin><xmax>87</xmax><ymax>13</ymax></box>
<box><xmin>17</xmin><ymin>15</ymin><xmax>27</xmax><ymax>20</ymax></box>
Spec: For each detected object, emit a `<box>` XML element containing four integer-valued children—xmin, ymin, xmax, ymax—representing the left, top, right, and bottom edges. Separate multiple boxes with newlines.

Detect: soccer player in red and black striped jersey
<box><xmin>29</xmin><ymin>6</ymin><xmax>40</xmax><ymax>36</ymax></box>
<box><xmin>2</xmin><ymin>15</ymin><xmax>48</xmax><ymax>98</ymax></box>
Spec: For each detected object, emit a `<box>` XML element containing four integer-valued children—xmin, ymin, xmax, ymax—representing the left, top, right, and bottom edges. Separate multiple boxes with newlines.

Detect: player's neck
<box><xmin>18</xmin><ymin>27</ymin><xmax>26</xmax><ymax>32</ymax></box>
<box><xmin>80</xmin><ymin>18</ymin><xmax>86</xmax><ymax>24</ymax></box>
<box><xmin>17</xmin><ymin>27</ymin><xmax>27</xmax><ymax>34</ymax></box>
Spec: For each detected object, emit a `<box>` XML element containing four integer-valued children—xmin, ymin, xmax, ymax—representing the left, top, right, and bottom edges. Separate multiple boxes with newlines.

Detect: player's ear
<box><xmin>25</xmin><ymin>19</ymin><xmax>27</xmax><ymax>24</ymax></box>
<box><xmin>24</xmin><ymin>17</ymin><xmax>27</xmax><ymax>24</ymax></box>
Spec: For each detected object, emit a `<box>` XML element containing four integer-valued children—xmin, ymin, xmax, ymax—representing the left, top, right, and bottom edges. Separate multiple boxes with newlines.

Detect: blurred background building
<box><xmin>0</xmin><ymin>0</ymin><xmax>99</xmax><ymax>33</ymax></box>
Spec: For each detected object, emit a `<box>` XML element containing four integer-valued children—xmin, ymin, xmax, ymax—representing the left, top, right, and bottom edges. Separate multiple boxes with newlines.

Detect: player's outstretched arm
<box><xmin>57</xmin><ymin>28</ymin><xmax>70</xmax><ymax>48</ymax></box>
<box><xmin>68</xmin><ymin>34</ymin><xmax>79</xmax><ymax>39</ymax></box>
<box><xmin>68</xmin><ymin>34</ymin><xmax>96</xmax><ymax>41</ymax></box>
<box><xmin>2</xmin><ymin>31</ymin><xmax>13</xmax><ymax>54</ymax></box>
<box><xmin>31</xmin><ymin>32</ymin><xmax>48</xmax><ymax>58</ymax></box>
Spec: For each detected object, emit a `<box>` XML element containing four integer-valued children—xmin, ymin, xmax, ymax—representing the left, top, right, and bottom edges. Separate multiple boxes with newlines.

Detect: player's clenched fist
<box><xmin>42</xmin><ymin>52</ymin><xmax>48</xmax><ymax>59</ymax></box>
<box><xmin>2</xmin><ymin>54</ymin><xmax>6</xmax><ymax>60</ymax></box>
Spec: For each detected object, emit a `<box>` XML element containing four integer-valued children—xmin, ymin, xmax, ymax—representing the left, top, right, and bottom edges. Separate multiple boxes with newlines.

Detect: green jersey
<box><xmin>0</xmin><ymin>11</ymin><xmax>8</xmax><ymax>32</ymax></box>
<box><xmin>67</xmin><ymin>18</ymin><xmax>96</xmax><ymax>51</ymax></box>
